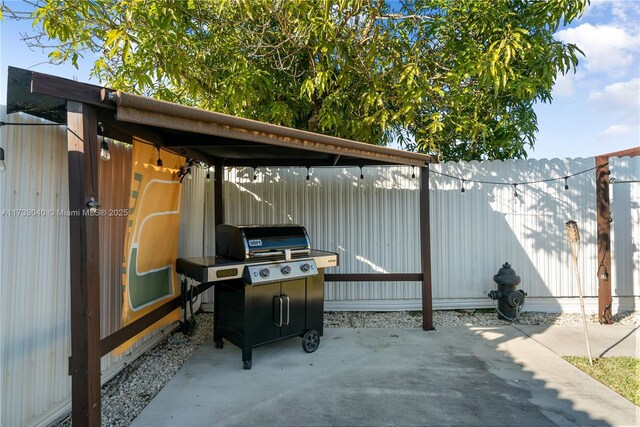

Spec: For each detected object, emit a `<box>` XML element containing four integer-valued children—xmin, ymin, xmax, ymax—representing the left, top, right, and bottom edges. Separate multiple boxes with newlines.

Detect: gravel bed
<box><xmin>324</xmin><ymin>309</ymin><xmax>639</xmax><ymax>328</ymax></box>
<box><xmin>53</xmin><ymin>308</ymin><xmax>637</xmax><ymax>426</ymax></box>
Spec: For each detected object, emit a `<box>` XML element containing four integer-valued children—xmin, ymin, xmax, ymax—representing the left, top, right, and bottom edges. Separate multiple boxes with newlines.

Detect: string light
<box><xmin>427</xmin><ymin>165</ymin><xmax>600</xmax><ymax>194</ymax></box>
<box><xmin>206</xmin><ymin>167</ymin><xmax>211</xmax><ymax>182</ymax></box>
<box><xmin>306</xmin><ymin>166</ymin><xmax>311</xmax><ymax>181</ymax></box>
<box><xmin>411</xmin><ymin>166</ymin><xmax>416</xmax><ymax>179</ymax></box>
<box><xmin>156</xmin><ymin>146</ymin><xmax>163</xmax><ymax>167</ymax></box>
<box><xmin>460</xmin><ymin>180</ymin><xmax>465</xmax><ymax>193</ymax></box>
<box><xmin>177</xmin><ymin>158</ymin><xmax>193</xmax><ymax>183</ymax></box>
<box><xmin>253</xmin><ymin>167</ymin><xmax>258</xmax><ymax>181</ymax></box>
<box><xmin>598</xmin><ymin>264</ymin><xmax>609</xmax><ymax>281</ymax></box>
<box><xmin>0</xmin><ymin>147</ymin><xmax>6</xmax><ymax>173</ymax></box>
<box><xmin>359</xmin><ymin>166</ymin><xmax>364</xmax><ymax>180</ymax></box>
<box><xmin>98</xmin><ymin>123</ymin><xmax>110</xmax><ymax>161</ymax></box>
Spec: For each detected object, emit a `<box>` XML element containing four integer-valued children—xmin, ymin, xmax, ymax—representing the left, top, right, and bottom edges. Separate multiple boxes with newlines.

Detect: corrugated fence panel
<box><xmin>610</xmin><ymin>156</ymin><xmax>640</xmax><ymax>297</ymax></box>
<box><xmin>222</xmin><ymin>166</ymin><xmax>422</xmax><ymax>304</ymax></box>
<box><xmin>0</xmin><ymin>109</ymin><xmax>204</xmax><ymax>427</ymax></box>
<box><xmin>1</xmin><ymin>109</ymin><xmax>72</xmax><ymax>427</ymax></box>
<box><xmin>219</xmin><ymin>158</ymin><xmax>606</xmax><ymax>310</ymax></box>
<box><xmin>431</xmin><ymin>158</ymin><xmax>598</xmax><ymax>306</ymax></box>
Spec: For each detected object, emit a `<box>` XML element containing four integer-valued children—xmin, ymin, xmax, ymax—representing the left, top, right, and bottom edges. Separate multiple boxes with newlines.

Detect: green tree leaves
<box><xmin>6</xmin><ymin>0</ymin><xmax>588</xmax><ymax>161</ymax></box>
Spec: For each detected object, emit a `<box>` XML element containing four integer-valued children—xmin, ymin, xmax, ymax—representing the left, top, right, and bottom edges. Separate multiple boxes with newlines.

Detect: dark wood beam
<box><xmin>33</xmin><ymin>69</ymin><xmax>116</xmax><ymax>111</ymax></box>
<box><xmin>214</xmin><ymin>158</ymin><xmax>225</xmax><ymax>229</ymax></box>
<box><xmin>420</xmin><ymin>165</ymin><xmax>434</xmax><ymax>331</ymax></box>
<box><xmin>100</xmin><ymin>297</ymin><xmax>181</xmax><ymax>356</ymax></box>
<box><xmin>597</xmin><ymin>147</ymin><xmax>640</xmax><ymax>159</ymax></box>
<box><xmin>67</xmin><ymin>101</ymin><xmax>102</xmax><ymax>426</ymax></box>
<box><xmin>324</xmin><ymin>273</ymin><xmax>423</xmax><ymax>282</ymax></box>
<box><xmin>221</xmin><ymin>158</ymin><xmax>397</xmax><ymax>167</ymax></box>
<box><xmin>595</xmin><ymin>156</ymin><xmax>613</xmax><ymax>324</ymax></box>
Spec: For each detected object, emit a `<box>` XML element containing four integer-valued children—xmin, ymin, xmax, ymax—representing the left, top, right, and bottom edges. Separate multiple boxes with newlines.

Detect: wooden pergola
<box><xmin>7</xmin><ymin>66</ymin><xmax>434</xmax><ymax>426</ymax></box>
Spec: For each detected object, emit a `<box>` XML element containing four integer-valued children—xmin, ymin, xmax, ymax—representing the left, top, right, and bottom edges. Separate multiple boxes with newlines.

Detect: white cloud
<box><xmin>590</xmin><ymin>78</ymin><xmax>640</xmax><ymax>114</ymax></box>
<box><xmin>552</xmin><ymin>71</ymin><xmax>576</xmax><ymax>96</ymax></box>
<box><xmin>555</xmin><ymin>23</ymin><xmax>639</xmax><ymax>75</ymax></box>
<box><xmin>587</xmin><ymin>0</ymin><xmax>640</xmax><ymax>26</ymax></box>
<box><xmin>598</xmin><ymin>123</ymin><xmax>639</xmax><ymax>139</ymax></box>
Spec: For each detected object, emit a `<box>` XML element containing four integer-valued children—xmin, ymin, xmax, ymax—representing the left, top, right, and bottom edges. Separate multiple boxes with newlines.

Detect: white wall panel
<box><xmin>220</xmin><ymin>166</ymin><xmax>422</xmax><ymax>304</ymax></box>
<box><xmin>219</xmin><ymin>158</ymin><xmax>615</xmax><ymax>311</ymax></box>
<box><xmin>430</xmin><ymin>158</ymin><xmax>598</xmax><ymax>308</ymax></box>
<box><xmin>610</xmin><ymin>156</ymin><xmax>640</xmax><ymax>298</ymax></box>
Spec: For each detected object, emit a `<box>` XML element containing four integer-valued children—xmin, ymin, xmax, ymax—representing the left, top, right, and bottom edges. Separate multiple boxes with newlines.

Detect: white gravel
<box><xmin>53</xmin><ymin>308</ymin><xmax>637</xmax><ymax>426</ymax></box>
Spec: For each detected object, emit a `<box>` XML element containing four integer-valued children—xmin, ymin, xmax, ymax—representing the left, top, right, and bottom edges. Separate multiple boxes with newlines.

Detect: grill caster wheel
<box><xmin>302</xmin><ymin>330</ymin><xmax>320</xmax><ymax>353</ymax></box>
<box><xmin>243</xmin><ymin>360</ymin><xmax>252</xmax><ymax>370</ymax></box>
<box><xmin>214</xmin><ymin>339</ymin><xmax>223</xmax><ymax>349</ymax></box>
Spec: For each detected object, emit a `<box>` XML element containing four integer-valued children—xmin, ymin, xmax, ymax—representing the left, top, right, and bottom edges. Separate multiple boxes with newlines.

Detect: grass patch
<box><xmin>563</xmin><ymin>356</ymin><xmax>640</xmax><ymax>406</ymax></box>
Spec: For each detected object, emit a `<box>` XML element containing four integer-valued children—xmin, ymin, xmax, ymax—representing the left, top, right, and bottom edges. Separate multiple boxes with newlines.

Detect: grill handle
<box><xmin>283</xmin><ymin>295</ymin><xmax>290</xmax><ymax>325</ymax></box>
<box><xmin>249</xmin><ymin>249</ymin><xmax>309</xmax><ymax>258</ymax></box>
<box><xmin>273</xmin><ymin>296</ymin><xmax>283</xmax><ymax>327</ymax></box>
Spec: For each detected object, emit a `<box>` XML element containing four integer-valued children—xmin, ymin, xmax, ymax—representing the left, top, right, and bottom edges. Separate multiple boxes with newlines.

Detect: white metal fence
<box><xmin>1</xmin><ymin>108</ymin><xmax>638</xmax><ymax>426</ymax></box>
<box><xmin>214</xmin><ymin>158</ymin><xmax>638</xmax><ymax>312</ymax></box>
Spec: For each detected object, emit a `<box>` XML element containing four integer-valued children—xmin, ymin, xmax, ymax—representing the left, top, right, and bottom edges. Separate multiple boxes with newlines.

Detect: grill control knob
<box><xmin>300</xmin><ymin>263</ymin><xmax>311</xmax><ymax>272</ymax></box>
<box><xmin>259</xmin><ymin>268</ymin><xmax>270</xmax><ymax>278</ymax></box>
<box><xmin>281</xmin><ymin>265</ymin><xmax>292</xmax><ymax>275</ymax></box>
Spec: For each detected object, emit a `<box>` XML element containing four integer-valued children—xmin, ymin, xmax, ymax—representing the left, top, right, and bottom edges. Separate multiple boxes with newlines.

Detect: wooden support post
<box><xmin>420</xmin><ymin>165</ymin><xmax>434</xmax><ymax>331</ymax></box>
<box><xmin>595</xmin><ymin>156</ymin><xmax>613</xmax><ymax>324</ymax></box>
<box><xmin>67</xmin><ymin>101</ymin><xmax>102</xmax><ymax>426</ymax></box>
<box><xmin>214</xmin><ymin>158</ymin><xmax>225</xmax><ymax>229</ymax></box>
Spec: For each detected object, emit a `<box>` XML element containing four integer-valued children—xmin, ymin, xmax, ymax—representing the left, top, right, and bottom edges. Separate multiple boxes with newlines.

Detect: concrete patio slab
<box><xmin>131</xmin><ymin>327</ymin><xmax>638</xmax><ymax>427</ymax></box>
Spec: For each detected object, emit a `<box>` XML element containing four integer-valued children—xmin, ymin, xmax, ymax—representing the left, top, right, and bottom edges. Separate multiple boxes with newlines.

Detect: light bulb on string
<box><xmin>411</xmin><ymin>166</ymin><xmax>415</xmax><ymax>179</ymax></box>
<box><xmin>564</xmin><ymin>177</ymin><xmax>569</xmax><ymax>190</ymax></box>
<box><xmin>460</xmin><ymin>179</ymin><xmax>465</xmax><ymax>193</ymax></box>
<box><xmin>359</xmin><ymin>166</ymin><xmax>364</xmax><ymax>180</ymax></box>
<box><xmin>598</xmin><ymin>264</ymin><xmax>609</xmax><ymax>281</ymax></box>
<box><xmin>206</xmin><ymin>168</ymin><xmax>211</xmax><ymax>182</ymax></box>
<box><xmin>512</xmin><ymin>184</ymin><xmax>518</xmax><ymax>198</ymax></box>
<box><xmin>98</xmin><ymin>123</ymin><xmax>110</xmax><ymax>161</ymax></box>
<box><xmin>253</xmin><ymin>167</ymin><xmax>258</xmax><ymax>181</ymax></box>
<box><xmin>306</xmin><ymin>166</ymin><xmax>310</xmax><ymax>181</ymax></box>
<box><xmin>156</xmin><ymin>146</ymin><xmax>163</xmax><ymax>167</ymax></box>
<box><xmin>0</xmin><ymin>147</ymin><xmax>6</xmax><ymax>172</ymax></box>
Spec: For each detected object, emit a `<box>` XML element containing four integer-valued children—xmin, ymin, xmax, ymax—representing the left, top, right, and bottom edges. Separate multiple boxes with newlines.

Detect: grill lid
<box><xmin>216</xmin><ymin>224</ymin><xmax>311</xmax><ymax>260</ymax></box>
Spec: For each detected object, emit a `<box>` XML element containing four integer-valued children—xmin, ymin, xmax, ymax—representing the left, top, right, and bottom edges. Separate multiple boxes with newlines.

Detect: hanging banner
<box><xmin>118</xmin><ymin>139</ymin><xmax>184</xmax><ymax>353</ymax></box>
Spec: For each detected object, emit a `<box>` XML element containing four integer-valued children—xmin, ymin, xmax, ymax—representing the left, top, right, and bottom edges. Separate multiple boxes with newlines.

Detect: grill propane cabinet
<box><xmin>176</xmin><ymin>225</ymin><xmax>338</xmax><ymax>369</ymax></box>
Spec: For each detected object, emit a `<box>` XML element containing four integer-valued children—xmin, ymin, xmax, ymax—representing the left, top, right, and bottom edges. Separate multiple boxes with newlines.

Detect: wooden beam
<box><xmin>33</xmin><ymin>70</ymin><xmax>116</xmax><ymax>111</ymax></box>
<box><xmin>597</xmin><ymin>147</ymin><xmax>640</xmax><ymax>159</ymax></box>
<box><xmin>420</xmin><ymin>165</ymin><xmax>434</xmax><ymax>331</ymax></box>
<box><xmin>214</xmin><ymin>158</ymin><xmax>225</xmax><ymax>229</ymax></box>
<box><xmin>596</xmin><ymin>157</ymin><xmax>614</xmax><ymax>324</ymax></box>
<box><xmin>222</xmin><ymin>158</ymin><xmax>396</xmax><ymax>167</ymax></box>
<box><xmin>67</xmin><ymin>101</ymin><xmax>102</xmax><ymax>426</ymax></box>
<box><xmin>100</xmin><ymin>296</ymin><xmax>181</xmax><ymax>356</ymax></box>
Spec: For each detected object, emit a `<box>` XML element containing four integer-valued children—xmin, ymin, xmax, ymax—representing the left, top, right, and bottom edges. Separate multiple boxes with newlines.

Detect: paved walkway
<box><xmin>131</xmin><ymin>325</ymin><xmax>639</xmax><ymax>426</ymax></box>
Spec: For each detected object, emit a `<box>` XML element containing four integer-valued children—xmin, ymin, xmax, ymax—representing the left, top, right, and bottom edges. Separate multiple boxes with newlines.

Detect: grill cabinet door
<box><xmin>250</xmin><ymin>282</ymin><xmax>281</xmax><ymax>344</ymax></box>
<box><xmin>280</xmin><ymin>279</ymin><xmax>307</xmax><ymax>336</ymax></box>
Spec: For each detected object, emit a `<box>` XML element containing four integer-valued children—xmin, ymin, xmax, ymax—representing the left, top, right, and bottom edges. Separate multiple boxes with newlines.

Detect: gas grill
<box><xmin>176</xmin><ymin>225</ymin><xmax>338</xmax><ymax>369</ymax></box>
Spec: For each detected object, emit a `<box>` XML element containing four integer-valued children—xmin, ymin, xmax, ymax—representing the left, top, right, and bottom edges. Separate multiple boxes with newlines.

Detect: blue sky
<box><xmin>1</xmin><ymin>0</ymin><xmax>638</xmax><ymax>160</ymax></box>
